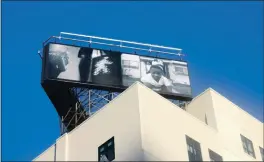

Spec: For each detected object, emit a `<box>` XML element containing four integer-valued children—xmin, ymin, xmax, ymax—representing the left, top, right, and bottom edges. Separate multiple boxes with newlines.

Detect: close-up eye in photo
<box><xmin>1</xmin><ymin>1</ymin><xmax>263</xmax><ymax>162</ymax></box>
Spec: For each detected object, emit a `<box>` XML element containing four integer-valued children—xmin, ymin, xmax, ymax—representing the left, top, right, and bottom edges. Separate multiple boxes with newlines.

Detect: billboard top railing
<box><xmin>40</xmin><ymin>32</ymin><xmax>185</xmax><ymax>59</ymax></box>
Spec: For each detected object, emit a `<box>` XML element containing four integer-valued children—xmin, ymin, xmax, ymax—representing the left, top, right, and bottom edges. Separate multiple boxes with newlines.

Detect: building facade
<box><xmin>33</xmin><ymin>82</ymin><xmax>264</xmax><ymax>161</ymax></box>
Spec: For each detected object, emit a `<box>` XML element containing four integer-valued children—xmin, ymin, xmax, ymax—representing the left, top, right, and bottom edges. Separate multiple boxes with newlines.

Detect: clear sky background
<box><xmin>2</xmin><ymin>1</ymin><xmax>263</xmax><ymax>161</ymax></box>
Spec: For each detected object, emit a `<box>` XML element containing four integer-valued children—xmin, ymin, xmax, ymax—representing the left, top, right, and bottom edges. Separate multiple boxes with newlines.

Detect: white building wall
<box><xmin>34</xmin><ymin>133</ymin><xmax>68</xmax><ymax>161</ymax></box>
<box><xmin>33</xmin><ymin>82</ymin><xmax>263</xmax><ymax>161</ymax></box>
<box><xmin>66</xmin><ymin>83</ymin><xmax>144</xmax><ymax>161</ymax></box>
<box><xmin>137</xmin><ymin>83</ymin><xmax>221</xmax><ymax>161</ymax></box>
<box><xmin>186</xmin><ymin>88</ymin><xmax>218</xmax><ymax>129</ymax></box>
<box><xmin>185</xmin><ymin>87</ymin><xmax>263</xmax><ymax>161</ymax></box>
<box><xmin>34</xmin><ymin>144</ymin><xmax>55</xmax><ymax>161</ymax></box>
<box><xmin>210</xmin><ymin>89</ymin><xmax>263</xmax><ymax>161</ymax></box>
<box><xmin>55</xmin><ymin>134</ymin><xmax>68</xmax><ymax>161</ymax></box>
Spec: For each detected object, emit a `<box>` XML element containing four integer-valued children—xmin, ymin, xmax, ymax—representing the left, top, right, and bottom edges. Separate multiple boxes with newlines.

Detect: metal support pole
<box><xmin>61</xmin><ymin>116</ymin><xmax>64</xmax><ymax>135</ymax></box>
<box><xmin>88</xmin><ymin>90</ymin><xmax>91</xmax><ymax>116</ymax></box>
<box><xmin>75</xmin><ymin>102</ymin><xmax>78</xmax><ymax>126</ymax></box>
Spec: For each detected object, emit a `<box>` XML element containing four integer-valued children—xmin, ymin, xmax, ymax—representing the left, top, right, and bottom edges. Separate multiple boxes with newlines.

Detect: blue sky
<box><xmin>2</xmin><ymin>1</ymin><xmax>263</xmax><ymax>161</ymax></box>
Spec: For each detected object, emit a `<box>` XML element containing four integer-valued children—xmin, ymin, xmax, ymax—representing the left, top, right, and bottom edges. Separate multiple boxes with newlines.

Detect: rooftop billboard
<box><xmin>43</xmin><ymin>43</ymin><xmax>192</xmax><ymax>100</ymax></box>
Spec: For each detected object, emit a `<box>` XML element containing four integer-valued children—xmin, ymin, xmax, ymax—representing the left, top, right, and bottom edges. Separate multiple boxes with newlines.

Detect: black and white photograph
<box><xmin>121</xmin><ymin>54</ymin><xmax>141</xmax><ymax>87</ymax></box>
<box><xmin>90</xmin><ymin>50</ymin><xmax>122</xmax><ymax>86</ymax></box>
<box><xmin>47</xmin><ymin>43</ymin><xmax>122</xmax><ymax>86</ymax></box>
<box><xmin>166</xmin><ymin>60</ymin><xmax>191</xmax><ymax>95</ymax></box>
<box><xmin>121</xmin><ymin>54</ymin><xmax>192</xmax><ymax>96</ymax></box>
<box><xmin>47</xmin><ymin>43</ymin><xmax>81</xmax><ymax>81</ymax></box>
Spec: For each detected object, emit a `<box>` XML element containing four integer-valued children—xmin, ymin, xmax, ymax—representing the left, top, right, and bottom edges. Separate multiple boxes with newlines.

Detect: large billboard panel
<box><xmin>44</xmin><ymin>43</ymin><xmax>192</xmax><ymax>99</ymax></box>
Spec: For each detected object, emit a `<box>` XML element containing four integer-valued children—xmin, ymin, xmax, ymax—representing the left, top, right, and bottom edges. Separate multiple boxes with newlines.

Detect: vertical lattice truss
<box><xmin>60</xmin><ymin>87</ymin><xmax>120</xmax><ymax>134</ymax></box>
<box><xmin>72</xmin><ymin>87</ymin><xmax>120</xmax><ymax>115</ymax></box>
